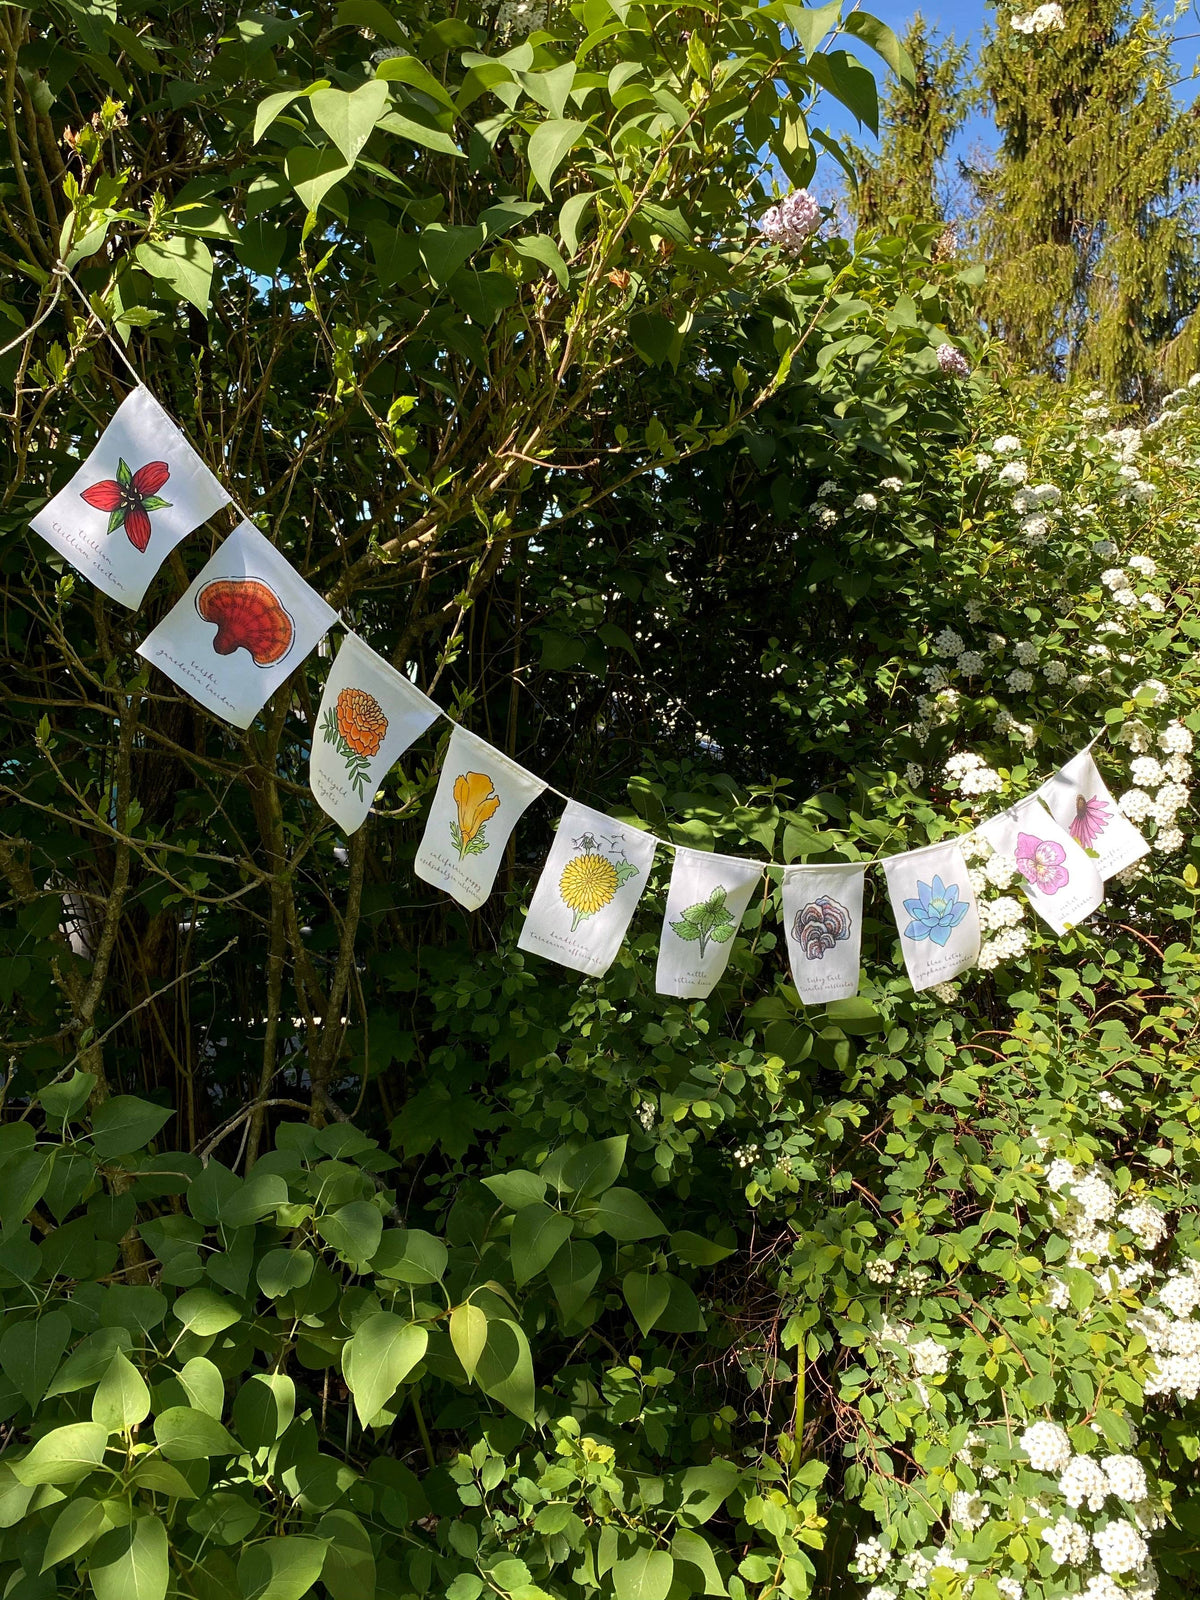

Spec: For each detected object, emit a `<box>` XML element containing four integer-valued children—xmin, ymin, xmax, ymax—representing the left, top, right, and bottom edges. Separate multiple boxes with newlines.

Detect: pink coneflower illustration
<box><xmin>1070</xmin><ymin>792</ymin><xmax>1112</xmax><ymax>849</ymax></box>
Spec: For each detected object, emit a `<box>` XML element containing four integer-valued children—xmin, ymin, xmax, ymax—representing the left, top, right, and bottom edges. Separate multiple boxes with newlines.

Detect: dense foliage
<box><xmin>2</xmin><ymin>5</ymin><xmax>1200</xmax><ymax>1600</ymax></box>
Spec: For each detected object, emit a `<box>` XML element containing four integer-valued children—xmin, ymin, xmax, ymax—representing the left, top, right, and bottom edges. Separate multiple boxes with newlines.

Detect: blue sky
<box><xmin>815</xmin><ymin>1</ymin><xmax>1200</xmax><ymax>187</ymax></box>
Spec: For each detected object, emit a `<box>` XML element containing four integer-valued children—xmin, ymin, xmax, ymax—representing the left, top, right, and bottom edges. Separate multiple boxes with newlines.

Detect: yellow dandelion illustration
<box><xmin>560</xmin><ymin>852</ymin><xmax>619</xmax><ymax>931</ymax></box>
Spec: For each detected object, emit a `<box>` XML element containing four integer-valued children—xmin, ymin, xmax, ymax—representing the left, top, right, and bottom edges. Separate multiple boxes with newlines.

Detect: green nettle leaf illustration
<box><xmin>669</xmin><ymin>884</ymin><xmax>736</xmax><ymax>959</ymax></box>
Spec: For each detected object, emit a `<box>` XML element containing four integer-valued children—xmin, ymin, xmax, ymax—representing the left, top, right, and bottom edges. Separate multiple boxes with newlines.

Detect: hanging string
<box><xmin>44</xmin><ymin>259</ymin><xmax>1112</xmax><ymax>871</ymax></box>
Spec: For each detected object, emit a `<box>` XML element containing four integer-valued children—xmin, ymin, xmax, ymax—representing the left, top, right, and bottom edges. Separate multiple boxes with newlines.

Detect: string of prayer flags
<box><xmin>978</xmin><ymin>795</ymin><xmax>1104</xmax><ymax>938</ymax></box>
<box><xmin>137</xmin><ymin>520</ymin><xmax>336</xmax><ymax>729</ymax></box>
<box><xmin>882</xmin><ymin>840</ymin><xmax>981</xmax><ymax>992</ymax></box>
<box><xmin>33</xmin><ymin>385</ymin><xmax>230</xmax><ymax>609</ymax></box>
<box><xmin>655</xmin><ymin>848</ymin><xmax>763</xmax><ymax>999</ymax></box>
<box><xmin>519</xmin><ymin>800</ymin><xmax>657</xmax><ymax>978</ymax></box>
<box><xmin>415</xmin><ymin>725</ymin><xmax>546</xmax><ymax>911</ymax></box>
<box><xmin>1038</xmin><ymin>747</ymin><xmax>1149</xmax><ymax>881</ymax></box>
<box><xmin>781</xmin><ymin>863</ymin><xmax>867</xmax><ymax>1005</ymax></box>
<box><xmin>310</xmin><ymin>632</ymin><xmax>440</xmax><ymax>835</ymax></box>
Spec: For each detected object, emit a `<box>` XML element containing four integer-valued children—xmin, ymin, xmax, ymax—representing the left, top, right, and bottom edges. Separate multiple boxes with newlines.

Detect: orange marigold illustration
<box><xmin>320</xmin><ymin>684</ymin><xmax>390</xmax><ymax>801</ymax></box>
<box><xmin>451</xmin><ymin>771</ymin><xmax>500</xmax><ymax>860</ymax></box>
<box><xmin>335</xmin><ymin>687</ymin><xmax>388</xmax><ymax>758</ymax></box>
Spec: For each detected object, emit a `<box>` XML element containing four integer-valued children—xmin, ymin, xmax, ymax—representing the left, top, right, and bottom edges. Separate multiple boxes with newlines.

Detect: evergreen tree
<box><xmin>847</xmin><ymin>13</ymin><xmax>972</xmax><ymax>235</ymax></box>
<box><xmin>971</xmin><ymin>0</ymin><xmax>1200</xmax><ymax>398</ymax></box>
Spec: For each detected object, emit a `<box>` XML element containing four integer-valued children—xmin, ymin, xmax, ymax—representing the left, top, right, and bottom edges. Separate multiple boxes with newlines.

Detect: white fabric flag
<box><xmin>978</xmin><ymin>795</ymin><xmax>1104</xmax><ymax>938</ymax></box>
<box><xmin>781</xmin><ymin>863</ymin><xmax>866</xmax><ymax>1005</ymax></box>
<box><xmin>137</xmin><ymin>520</ymin><xmax>335</xmax><ymax>730</ymax></box>
<box><xmin>519</xmin><ymin>800</ymin><xmax>657</xmax><ymax>978</ymax></box>
<box><xmin>882</xmin><ymin>840</ymin><xmax>981</xmax><ymax>991</ymax></box>
<box><xmin>1038</xmin><ymin>746</ymin><xmax>1149</xmax><ymax>880</ymax></box>
<box><xmin>310</xmin><ymin>632</ymin><xmax>440</xmax><ymax>835</ymax></box>
<box><xmin>655</xmin><ymin>848</ymin><xmax>762</xmax><ymax>999</ymax></box>
<box><xmin>32</xmin><ymin>386</ymin><xmax>230</xmax><ymax>609</ymax></box>
<box><xmin>414</xmin><ymin>725</ymin><xmax>545</xmax><ymax>911</ymax></box>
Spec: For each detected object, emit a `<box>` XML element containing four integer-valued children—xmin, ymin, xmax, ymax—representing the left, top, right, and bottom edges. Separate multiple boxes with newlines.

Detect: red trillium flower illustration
<box><xmin>79</xmin><ymin>458</ymin><xmax>172</xmax><ymax>552</ymax></box>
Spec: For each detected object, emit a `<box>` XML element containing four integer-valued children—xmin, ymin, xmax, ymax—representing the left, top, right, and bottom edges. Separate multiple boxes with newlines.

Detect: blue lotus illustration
<box><xmin>902</xmin><ymin>875</ymin><xmax>969</xmax><ymax>946</ymax></box>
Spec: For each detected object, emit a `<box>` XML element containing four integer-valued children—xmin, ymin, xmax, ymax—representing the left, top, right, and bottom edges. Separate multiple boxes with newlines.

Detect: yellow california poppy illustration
<box><xmin>451</xmin><ymin>771</ymin><xmax>500</xmax><ymax>860</ymax></box>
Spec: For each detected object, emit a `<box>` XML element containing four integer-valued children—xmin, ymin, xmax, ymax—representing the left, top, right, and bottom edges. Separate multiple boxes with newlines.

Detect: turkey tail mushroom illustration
<box><xmin>195</xmin><ymin>577</ymin><xmax>295</xmax><ymax>666</ymax></box>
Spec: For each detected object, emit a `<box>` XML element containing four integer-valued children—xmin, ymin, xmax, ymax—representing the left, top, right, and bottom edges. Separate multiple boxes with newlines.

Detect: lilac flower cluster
<box><xmin>756</xmin><ymin>189</ymin><xmax>821</xmax><ymax>252</ymax></box>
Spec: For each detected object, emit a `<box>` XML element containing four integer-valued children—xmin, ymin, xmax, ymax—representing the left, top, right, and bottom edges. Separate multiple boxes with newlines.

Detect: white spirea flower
<box><xmin>879</xmin><ymin>476</ymin><xmax>904</xmax><ymax>491</ymax></box>
<box><xmin>1101</xmin><ymin>568</ymin><xmax>1128</xmax><ymax>590</ymax></box>
<box><xmin>1121</xmin><ymin>719</ymin><xmax>1154</xmax><ymax>753</ymax></box>
<box><xmin>993</xmin><ymin>435</ymin><xmax>1022</xmax><ymax>454</ymax></box>
<box><xmin>1160</xmin><ymin>1273</ymin><xmax>1200</xmax><ymax>1316</ymax></box>
<box><xmin>985</xmin><ymin>853</ymin><xmax>1018</xmax><ymax>889</ymax></box>
<box><xmin>1112</xmin><ymin>587</ymin><xmax>1139</xmax><ymax>607</ymax></box>
<box><xmin>1092</xmin><ymin>1519</ymin><xmax>1149</xmax><ymax>1575</ymax></box>
<box><xmin>1131</xmin><ymin>757</ymin><xmax>1165</xmax><ymax>787</ymax></box>
<box><xmin>1021</xmin><ymin>1419</ymin><xmax>1072</xmax><ymax>1472</ymax></box>
<box><xmin>998</xmin><ymin>460</ymin><xmax>1029</xmax><ymax>486</ymax></box>
<box><xmin>865</xmin><ymin>1589</ymin><xmax>897</xmax><ymax>1600</ymax></box>
<box><xmin>934</xmin><ymin>627</ymin><xmax>964</xmax><ymax>657</ymax></box>
<box><xmin>1044</xmin><ymin>660</ymin><xmax>1067</xmax><ymax>684</ymax></box>
<box><xmin>951</xmin><ymin>1490</ymin><xmax>989</xmax><ymax>1530</ymax></box>
<box><xmin>1021</xmin><ymin>513</ymin><xmax>1051</xmax><ymax>546</ymax></box>
<box><xmin>1043</xmin><ymin>1515</ymin><xmax>1091</xmax><ymax>1566</ymax></box>
<box><xmin>982</xmin><ymin>895</ymin><xmax>1024</xmax><ymax>929</ymax></box>
<box><xmin>996</xmin><ymin>1580</ymin><xmax>1023</xmax><ymax>1600</ymax></box>
<box><xmin>961</xmin><ymin>765</ymin><xmax>1003</xmax><ymax>796</ymax></box>
<box><xmin>1155</xmin><ymin>825</ymin><xmax>1185</xmax><ymax>852</ymax></box>
<box><xmin>853</xmin><ymin>1538</ymin><xmax>890</xmax><ymax>1577</ymax></box>
<box><xmin>866</xmin><ymin>1257</ymin><xmax>895</xmax><ymax>1284</ymax></box>
<box><xmin>1157</xmin><ymin>719</ymin><xmax>1191</xmax><ymax>753</ymax></box>
<box><xmin>814</xmin><ymin>504</ymin><xmax>838</xmax><ymax>528</ymax></box>
<box><xmin>1006</xmin><ymin>668</ymin><xmax>1034</xmax><ymax>692</ymax></box>
<box><xmin>1014</xmin><ymin>640</ymin><xmax>1039</xmax><ymax>665</ymax></box>
<box><xmin>1128</xmin><ymin>554</ymin><xmax>1157</xmax><ymax>576</ymax></box>
<box><xmin>817</xmin><ymin>479</ymin><xmax>838</xmax><ymax>498</ymax></box>
<box><xmin>1093</xmin><ymin>539</ymin><xmax>1118</xmax><ymax>557</ymax></box>
<box><xmin>854</xmin><ymin>492</ymin><xmax>879</xmax><ymax>511</ymax></box>
<box><xmin>974</xmin><ymin>452</ymin><xmax>994</xmax><ymax>470</ymax></box>
<box><xmin>929</xmin><ymin>981</ymin><xmax>958</xmax><ymax>1003</ymax></box>
<box><xmin>1141</xmin><ymin>592</ymin><xmax>1166</xmax><ymax>613</ymax></box>
<box><xmin>1060</xmin><ymin>1454</ymin><xmax>1109</xmax><ymax>1511</ymax></box>
<box><xmin>1119</xmin><ymin>789</ymin><xmax>1153</xmax><ymax>822</ymax></box>
<box><xmin>1098</xmin><ymin>1089</ymin><xmax>1124</xmax><ymax>1112</ymax></box>
<box><xmin>910</xmin><ymin>1337</ymin><xmax>950</xmax><ymax>1375</ymax></box>
<box><xmin>1103</xmin><ymin>1455</ymin><xmax>1149</xmax><ymax>1503</ymax></box>
<box><xmin>987</xmin><ymin>632</ymin><xmax>1007</xmax><ymax>654</ymax></box>
<box><xmin>957</xmin><ymin>649</ymin><xmax>986</xmax><ymax>675</ymax></box>
<box><xmin>905</xmin><ymin>762</ymin><xmax>924</xmax><ymax>788</ymax></box>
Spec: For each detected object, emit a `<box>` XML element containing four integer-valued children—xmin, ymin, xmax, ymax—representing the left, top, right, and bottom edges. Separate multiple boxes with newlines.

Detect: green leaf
<box><xmin>671</xmin><ymin>1230</ymin><xmax>735</xmax><ymax>1266</ymax></box>
<box><xmin>134</xmin><ymin>237</ymin><xmax>214</xmax><ymax>318</ymax></box>
<box><xmin>586</xmin><ymin>1187</ymin><xmax>666</xmax><ymax>1241</ymax></box>
<box><xmin>13</xmin><ymin>1422</ymin><xmax>110</xmax><ymax>1485</ymax></box>
<box><xmin>284</xmin><ymin>146</ymin><xmax>352</xmax><ymax>214</ymax></box>
<box><xmin>561</xmin><ymin>1136</ymin><xmax>626</xmax><ymax>1198</ymax></box>
<box><xmin>318</xmin><ymin>1509</ymin><xmax>376</xmax><ymax>1600</ymax></box>
<box><xmin>238</xmin><ymin>1536</ymin><xmax>327</xmax><ymax>1600</ymax></box>
<box><xmin>257</xmin><ymin>1247</ymin><xmax>315</xmax><ymax>1298</ymax></box>
<box><xmin>39</xmin><ymin>1070</ymin><xmax>96</xmax><ymax>1123</ymax></box>
<box><xmin>310</xmin><ymin>81</ymin><xmax>390</xmax><ymax>165</ymax></box>
<box><xmin>512</xmin><ymin>234</ymin><xmax>569</xmax><ymax>288</ymax></box>
<box><xmin>233</xmin><ymin>1373</ymin><xmax>296</xmax><ymax>1450</ymax></box>
<box><xmin>527</xmin><ymin>118</ymin><xmax>587</xmax><ymax>198</ymax></box>
<box><xmin>45</xmin><ymin>1329</ymin><xmax>132</xmax><ymax>1398</ymax></box>
<box><xmin>623</xmin><ymin>1269</ymin><xmax>671</xmax><ymax>1336</ymax></box>
<box><xmin>790</xmin><ymin>0</ymin><xmax>840</xmax><ymax>56</ymax></box>
<box><xmin>844</xmin><ymin>11</ymin><xmax>916</xmax><ymax>86</ymax></box>
<box><xmin>342</xmin><ymin>1313</ymin><xmax>428</xmax><ymax>1426</ymax></box>
<box><xmin>172</xmin><ymin>1287</ymin><xmax>241</xmax><ymax>1337</ymax></box>
<box><xmin>511</xmin><ymin>1202</ymin><xmax>574</xmax><ymax>1286</ymax></box>
<box><xmin>475</xmin><ymin>1316</ymin><xmax>535</xmax><ymax>1424</ymax></box>
<box><xmin>89</xmin><ymin>1095</ymin><xmax>172</xmax><ymax>1158</ymax></box>
<box><xmin>252</xmin><ymin>83</ymin><xmax>328</xmax><ymax>144</ymax></box>
<box><xmin>88</xmin><ymin>1516</ymin><xmax>168</xmax><ymax>1600</ymax></box>
<box><xmin>340</xmin><ymin>0</ymin><xmax>408</xmax><ymax>42</ymax></box>
<box><xmin>546</xmin><ymin>1237</ymin><xmax>602</xmax><ymax>1322</ymax></box>
<box><xmin>482</xmin><ymin>1169</ymin><xmax>547</xmax><ymax>1210</ymax></box>
<box><xmin>153</xmin><ymin>1406</ymin><xmax>238</xmax><ymax>1461</ymax></box>
<box><xmin>418</xmin><ymin>223</ymin><xmax>485</xmax><ymax>285</ymax></box>
<box><xmin>178</xmin><ymin>1356</ymin><xmax>224</xmax><ymax>1420</ymax></box>
<box><xmin>613</xmin><ymin>1548</ymin><xmax>675</xmax><ymax>1600</ymax></box>
<box><xmin>373</xmin><ymin>1228</ymin><xmax>447</xmax><ymax>1283</ymax></box>
<box><xmin>317</xmin><ymin>1200</ymin><xmax>383</xmax><ymax>1266</ymax></box>
<box><xmin>558</xmin><ymin>191</ymin><xmax>594</xmax><ymax>255</ymax></box>
<box><xmin>376</xmin><ymin>108</ymin><xmax>462</xmax><ymax>156</ymax></box>
<box><xmin>450</xmin><ymin>1302</ymin><xmax>489</xmax><ymax>1380</ymax></box>
<box><xmin>0</xmin><ymin>1309</ymin><xmax>71</xmax><ymax>1406</ymax></box>
<box><xmin>41</xmin><ymin>1495</ymin><xmax>109</xmax><ymax>1571</ymax></box>
<box><xmin>92</xmin><ymin>1352</ymin><xmax>150</xmax><ymax>1432</ymax></box>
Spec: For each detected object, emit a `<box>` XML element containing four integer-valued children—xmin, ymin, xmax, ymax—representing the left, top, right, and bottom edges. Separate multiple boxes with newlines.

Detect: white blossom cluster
<box><xmin>943</xmin><ymin>750</ymin><xmax>1003</xmax><ymax>798</ymax></box>
<box><xmin>1011</xmin><ymin>1</ymin><xmax>1065</xmax><ymax>31</ymax></box>
<box><xmin>756</xmin><ymin>188</ymin><xmax>821</xmax><ymax>251</ymax></box>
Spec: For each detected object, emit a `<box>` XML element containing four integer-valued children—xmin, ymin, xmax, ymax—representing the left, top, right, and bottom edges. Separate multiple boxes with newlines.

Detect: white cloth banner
<box><xmin>309</xmin><ymin>632</ymin><xmax>440</xmax><ymax>835</ymax></box>
<box><xmin>519</xmin><ymin>800</ymin><xmax>657</xmax><ymax>978</ymax></box>
<box><xmin>782</xmin><ymin>863</ymin><xmax>866</xmax><ymax>1005</ymax></box>
<box><xmin>414</xmin><ymin>725</ymin><xmax>545</xmax><ymax>911</ymax></box>
<box><xmin>655</xmin><ymin>848</ymin><xmax>762</xmax><ymax>999</ymax></box>
<box><xmin>882</xmin><ymin>840</ymin><xmax>981</xmax><ymax>991</ymax></box>
<box><xmin>32</xmin><ymin>386</ymin><xmax>230</xmax><ymax>609</ymax></box>
<box><xmin>1038</xmin><ymin>747</ymin><xmax>1149</xmax><ymax>880</ymax></box>
<box><xmin>978</xmin><ymin>795</ymin><xmax>1104</xmax><ymax>937</ymax></box>
<box><xmin>137</xmin><ymin>520</ymin><xmax>335</xmax><ymax>729</ymax></box>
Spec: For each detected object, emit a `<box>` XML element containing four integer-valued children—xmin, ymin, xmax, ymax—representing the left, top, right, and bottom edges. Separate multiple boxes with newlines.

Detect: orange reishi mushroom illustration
<box><xmin>195</xmin><ymin>577</ymin><xmax>295</xmax><ymax>667</ymax></box>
